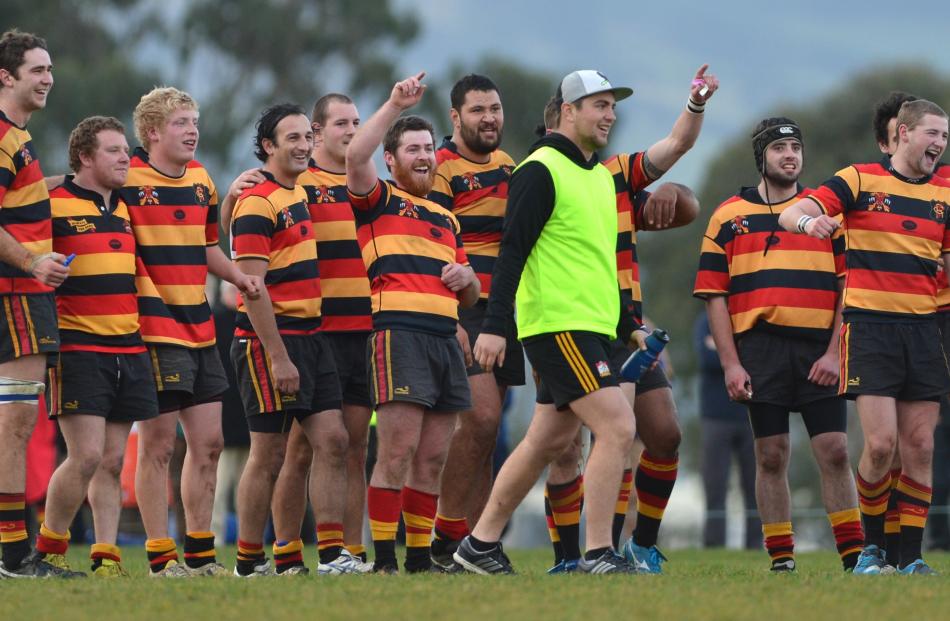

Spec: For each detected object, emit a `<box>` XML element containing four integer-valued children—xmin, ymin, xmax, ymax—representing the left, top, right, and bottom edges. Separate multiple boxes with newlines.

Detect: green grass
<box><xmin>3</xmin><ymin>547</ymin><xmax>948</xmax><ymax>621</ymax></box>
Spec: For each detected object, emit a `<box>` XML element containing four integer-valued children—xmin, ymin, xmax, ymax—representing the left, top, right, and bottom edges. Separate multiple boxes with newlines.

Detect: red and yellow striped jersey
<box><xmin>604</xmin><ymin>152</ymin><xmax>651</xmax><ymax>327</ymax></box>
<box><xmin>930</xmin><ymin>163</ymin><xmax>950</xmax><ymax>312</ymax></box>
<box><xmin>809</xmin><ymin>158</ymin><xmax>950</xmax><ymax>320</ymax></box>
<box><xmin>430</xmin><ymin>138</ymin><xmax>514</xmax><ymax>298</ymax></box>
<box><xmin>0</xmin><ymin>110</ymin><xmax>53</xmax><ymax>295</ymax></box>
<box><xmin>299</xmin><ymin>163</ymin><xmax>372</xmax><ymax>332</ymax></box>
<box><xmin>231</xmin><ymin>174</ymin><xmax>321</xmax><ymax>336</ymax></box>
<box><xmin>349</xmin><ymin>179</ymin><xmax>468</xmax><ymax>337</ymax></box>
<box><xmin>694</xmin><ymin>186</ymin><xmax>844</xmax><ymax>340</ymax></box>
<box><xmin>50</xmin><ymin>178</ymin><xmax>144</xmax><ymax>353</ymax></box>
<box><xmin>119</xmin><ymin>147</ymin><xmax>218</xmax><ymax>348</ymax></box>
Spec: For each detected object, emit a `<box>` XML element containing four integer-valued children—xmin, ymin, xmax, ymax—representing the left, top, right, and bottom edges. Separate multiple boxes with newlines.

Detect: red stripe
<box><xmin>251</xmin><ymin>340</ymin><xmax>276</xmax><ymax>412</ymax></box>
<box><xmin>374</xmin><ymin>331</ymin><xmax>388</xmax><ymax>402</ymax></box>
<box><xmin>10</xmin><ymin>296</ymin><xmax>32</xmax><ymax>355</ymax></box>
<box><xmin>637</xmin><ymin>491</ymin><xmax>670</xmax><ymax>509</ymax></box>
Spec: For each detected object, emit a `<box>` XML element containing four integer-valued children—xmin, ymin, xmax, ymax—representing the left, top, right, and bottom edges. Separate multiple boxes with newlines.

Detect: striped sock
<box><xmin>433</xmin><ymin>513</ymin><xmax>469</xmax><ymax>542</ymax></box>
<box><xmin>895</xmin><ymin>475</ymin><xmax>932</xmax><ymax>568</ymax></box>
<box><xmin>236</xmin><ymin>539</ymin><xmax>264</xmax><ymax>576</ymax></box>
<box><xmin>763</xmin><ymin>521</ymin><xmax>794</xmax><ymax>567</ymax></box>
<box><xmin>367</xmin><ymin>486</ymin><xmax>400</xmax><ymax>569</ymax></box>
<box><xmin>856</xmin><ymin>471</ymin><xmax>890</xmax><ymax>549</ymax></box>
<box><xmin>547</xmin><ymin>476</ymin><xmax>583</xmax><ymax>562</ymax></box>
<box><xmin>0</xmin><ymin>492</ymin><xmax>30</xmax><ymax>569</ymax></box>
<box><xmin>35</xmin><ymin>523</ymin><xmax>70</xmax><ymax>555</ymax></box>
<box><xmin>345</xmin><ymin>544</ymin><xmax>366</xmax><ymax>562</ymax></box>
<box><xmin>543</xmin><ymin>492</ymin><xmax>564</xmax><ymax>564</ymax></box>
<box><xmin>402</xmin><ymin>486</ymin><xmax>437</xmax><ymax>573</ymax></box>
<box><xmin>273</xmin><ymin>539</ymin><xmax>304</xmax><ymax>573</ymax></box>
<box><xmin>828</xmin><ymin>508</ymin><xmax>863</xmax><ymax>570</ymax></box>
<box><xmin>90</xmin><ymin>543</ymin><xmax>121</xmax><ymax>571</ymax></box>
<box><xmin>633</xmin><ymin>452</ymin><xmax>678</xmax><ymax>548</ymax></box>
<box><xmin>317</xmin><ymin>522</ymin><xmax>345</xmax><ymax>564</ymax></box>
<box><xmin>883</xmin><ymin>468</ymin><xmax>901</xmax><ymax>565</ymax></box>
<box><xmin>145</xmin><ymin>537</ymin><xmax>179</xmax><ymax>573</ymax></box>
<box><xmin>184</xmin><ymin>531</ymin><xmax>216</xmax><ymax>569</ymax></box>
<box><xmin>613</xmin><ymin>468</ymin><xmax>634</xmax><ymax>549</ymax></box>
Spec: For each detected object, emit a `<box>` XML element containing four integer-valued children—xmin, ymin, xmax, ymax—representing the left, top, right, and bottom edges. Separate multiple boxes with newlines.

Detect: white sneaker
<box><xmin>233</xmin><ymin>559</ymin><xmax>275</xmax><ymax>578</ymax></box>
<box><xmin>316</xmin><ymin>550</ymin><xmax>364</xmax><ymax>575</ymax></box>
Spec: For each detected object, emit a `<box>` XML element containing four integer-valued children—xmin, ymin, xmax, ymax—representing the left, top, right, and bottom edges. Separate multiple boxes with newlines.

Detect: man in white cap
<box><xmin>453</xmin><ymin>69</ymin><xmax>643</xmax><ymax>574</ymax></box>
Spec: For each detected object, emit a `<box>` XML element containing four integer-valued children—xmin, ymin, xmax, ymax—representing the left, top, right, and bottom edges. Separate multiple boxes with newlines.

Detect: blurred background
<box><xmin>10</xmin><ymin>0</ymin><xmax>950</xmax><ymax>551</ymax></box>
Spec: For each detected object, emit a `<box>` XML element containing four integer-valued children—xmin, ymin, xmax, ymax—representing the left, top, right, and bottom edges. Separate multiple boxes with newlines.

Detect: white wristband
<box><xmin>796</xmin><ymin>215</ymin><xmax>813</xmax><ymax>233</ymax></box>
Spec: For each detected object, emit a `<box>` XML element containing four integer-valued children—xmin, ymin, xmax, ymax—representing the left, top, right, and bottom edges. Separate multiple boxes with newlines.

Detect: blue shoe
<box><xmin>853</xmin><ymin>545</ymin><xmax>886</xmax><ymax>575</ymax></box>
<box><xmin>898</xmin><ymin>559</ymin><xmax>937</xmax><ymax>576</ymax></box>
<box><xmin>546</xmin><ymin>558</ymin><xmax>579</xmax><ymax>574</ymax></box>
<box><xmin>622</xmin><ymin>539</ymin><xmax>667</xmax><ymax>574</ymax></box>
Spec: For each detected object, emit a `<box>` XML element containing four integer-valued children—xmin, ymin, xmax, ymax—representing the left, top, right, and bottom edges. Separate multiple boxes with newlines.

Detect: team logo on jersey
<box><xmin>138</xmin><ymin>186</ymin><xmax>159</xmax><ymax>205</ymax></box>
<box><xmin>279</xmin><ymin>207</ymin><xmax>296</xmax><ymax>228</ymax></box>
<box><xmin>18</xmin><ymin>144</ymin><xmax>32</xmax><ymax>167</ymax></box>
<box><xmin>500</xmin><ymin>164</ymin><xmax>513</xmax><ymax>178</ymax></box>
<box><xmin>313</xmin><ymin>185</ymin><xmax>336</xmax><ymax>203</ymax></box>
<box><xmin>730</xmin><ymin>215</ymin><xmax>750</xmax><ymax>235</ymax></box>
<box><xmin>931</xmin><ymin>200</ymin><xmax>947</xmax><ymax>223</ymax></box>
<box><xmin>398</xmin><ymin>198</ymin><xmax>419</xmax><ymax>219</ymax></box>
<box><xmin>193</xmin><ymin>183</ymin><xmax>210</xmax><ymax>206</ymax></box>
<box><xmin>868</xmin><ymin>192</ymin><xmax>891</xmax><ymax>212</ymax></box>
<box><xmin>461</xmin><ymin>171</ymin><xmax>482</xmax><ymax>190</ymax></box>
<box><xmin>66</xmin><ymin>218</ymin><xmax>96</xmax><ymax>233</ymax></box>
<box><xmin>596</xmin><ymin>360</ymin><xmax>611</xmax><ymax>377</ymax></box>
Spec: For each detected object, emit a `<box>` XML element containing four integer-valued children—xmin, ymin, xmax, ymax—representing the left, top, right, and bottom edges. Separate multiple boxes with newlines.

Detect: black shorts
<box><xmin>0</xmin><ymin>293</ymin><xmax>58</xmax><ymax>364</ymax></box>
<box><xmin>148</xmin><ymin>344</ymin><xmax>229</xmax><ymax>413</ymax></box>
<box><xmin>526</xmin><ymin>331</ymin><xmax>618</xmax><ymax>410</ymax></box>
<box><xmin>367</xmin><ymin>329</ymin><xmax>470</xmax><ymax>412</ymax></box>
<box><xmin>839</xmin><ymin>320</ymin><xmax>950</xmax><ymax>402</ymax></box>
<box><xmin>55</xmin><ymin>351</ymin><xmax>160</xmax><ymax>423</ymax></box>
<box><xmin>737</xmin><ymin>330</ymin><xmax>838</xmax><ymax>410</ymax></box>
<box><xmin>324</xmin><ymin>331</ymin><xmax>372</xmax><ymax>408</ymax></box>
<box><xmin>747</xmin><ymin>398</ymin><xmax>847</xmax><ymax>439</ymax></box>
<box><xmin>458</xmin><ymin>301</ymin><xmax>525</xmax><ymax>386</ymax></box>
<box><xmin>232</xmin><ymin>333</ymin><xmax>342</xmax><ymax>430</ymax></box>
<box><xmin>607</xmin><ymin>338</ymin><xmax>672</xmax><ymax>394</ymax></box>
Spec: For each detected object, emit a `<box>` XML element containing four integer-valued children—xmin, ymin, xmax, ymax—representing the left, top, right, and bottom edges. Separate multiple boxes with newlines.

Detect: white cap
<box><xmin>558</xmin><ymin>70</ymin><xmax>633</xmax><ymax>104</ymax></box>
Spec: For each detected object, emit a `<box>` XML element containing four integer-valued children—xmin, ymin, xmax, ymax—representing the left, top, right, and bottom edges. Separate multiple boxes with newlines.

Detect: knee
<box><xmin>378</xmin><ymin>443</ymin><xmax>414</xmax><ymax>480</ymax></box>
<box><xmin>756</xmin><ymin>442</ymin><xmax>788</xmax><ymax>475</ymax></box>
<box><xmin>648</xmin><ymin>425</ymin><xmax>682</xmax><ymax>459</ymax></box>
<box><xmin>197</xmin><ymin>433</ymin><xmax>224</xmax><ymax>465</ymax></box>
<box><xmin>140</xmin><ymin>436</ymin><xmax>175</xmax><ymax>467</ymax></box>
<box><xmin>98</xmin><ymin>452</ymin><xmax>125</xmax><ymax>479</ymax></box>
<box><xmin>316</xmin><ymin>427</ymin><xmax>349</xmax><ymax>464</ymax></box>
<box><xmin>816</xmin><ymin>437</ymin><xmax>851</xmax><ymax>472</ymax></box>
<box><xmin>464</xmin><ymin>407</ymin><xmax>501</xmax><ymax>444</ymax></box>
<box><xmin>73</xmin><ymin>451</ymin><xmax>104</xmax><ymax>481</ymax></box>
<box><xmin>865</xmin><ymin>434</ymin><xmax>897</xmax><ymax>466</ymax></box>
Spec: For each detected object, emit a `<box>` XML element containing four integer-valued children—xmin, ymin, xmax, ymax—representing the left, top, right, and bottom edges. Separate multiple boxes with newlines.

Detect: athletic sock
<box><xmin>467</xmin><ymin>535</ymin><xmax>497</xmax><ymax>553</ymax></box>
<box><xmin>367</xmin><ymin>486</ymin><xmax>400</xmax><ymax>569</ymax></box>
<box><xmin>584</xmin><ymin>546</ymin><xmax>610</xmax><ymax>561</ymax></box>
<box><xmin>763</xmin><ymin>521</ymin><xmax>794</xmax><ymax>567</ymax></box>
<box><xmin>184</xmin><ymin>531</ymin><xmax>216</xmax><ymax>569</ymax></box>
<box><xmin>633</xmin><ymin>452</ymin><xmax>678</xmax><ymax>548</ymax></box>
<box><xmin>613</xmin><ymin>468</ymin><xmax>634</xmax><ymax>549</ymax></box>
<box><xmin>856</xmin><ymin>471</ymin><xmax>891</xmax><ymax>549</ymax></box>
<box><xmin>883</xmin><ymin>468</ymin><xmax>901</xmax><ymax>565</ymax></box>
<box><xmin>273</xmin><ymin>539</ymin><xmax>304</xmax><ymax>573</ymax></box>
<box><xmin>145</xmin><ymin>537</ymin><xmax>179</xmax><ymax>573</ymax></box>
<box><xmin>895</xmin><ymin>475</ymin><xmax>932</xmax><ymax>567</ymax></box>
<box><xmin>90</xmin><ymin>543</ymin><xmax>121</xmax><ymax>571</ymax></box>
<box><xmin>345</xmin><ymin>544</ymin><xmax>366</xmax><ymax>562</ymax></box>
<box><xmin>35</xmin><ymin>523</ymin><xmax>69</xmax><ymax>556</ymax></box>
<box><xmin>0</xmin><ymin>492</ymin><xmax>30</xmax><ymax>569</ymax></box>
<box><xmin>316</xmin><ymin>523</ymin><xmax>344</xmax><ymax>564</ymax></box>
<box><xmin>236</xmin><ymin>539</ymin><xmax>265</xmax><ymax>576</ymax></box>
<box><xmin>543</xmin><ymin>492</ymin><xmax>564</xmax><ymax>564</ymax></box>
<box><xmin>828</xmin><ymin>508</ymin><xmax>863</xmax><ymax>570</ymax></box>
<box><xmin>547</xmin><ymin>475</ymin><xmax>583</xmax><ymax>561</ymax></box>
<box><xmin>433</xmin><ymin>513</ymin><xmax>469</xmax><ymax>543</ymax></box>
<box><xmin>401</xmin><ymin>486</ymin><xmax>437</xmax><ymax>572</ymax></box>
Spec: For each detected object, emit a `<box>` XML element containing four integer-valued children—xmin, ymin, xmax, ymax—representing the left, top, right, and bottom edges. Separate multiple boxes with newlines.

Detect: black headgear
<box><xmin>752</xmin><ymin>119</ymin><xmax>803</xmax><ymax>172</ymax></box>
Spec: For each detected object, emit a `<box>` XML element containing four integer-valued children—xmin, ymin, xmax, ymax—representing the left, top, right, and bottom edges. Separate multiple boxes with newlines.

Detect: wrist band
<box><xmin>796</xmin><ymin>215</ymin><xmax>813</xmax><ymax>233</ymax></box>
<box><xmin>687</xmin><ymin>97</ymin><xmax>705</xmax><ymax>114</ymax></box>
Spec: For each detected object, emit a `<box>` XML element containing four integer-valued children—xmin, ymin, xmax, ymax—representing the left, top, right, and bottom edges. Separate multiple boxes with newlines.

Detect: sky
<box><xmin>393</xmin><ymin>0</ymin><xmax>950</xmax><ymax>187</ymax></box>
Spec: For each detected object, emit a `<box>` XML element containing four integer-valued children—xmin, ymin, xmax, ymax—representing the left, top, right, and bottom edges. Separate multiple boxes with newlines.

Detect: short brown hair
<box><xmin>311</xmin><ymin>93</ymin><xmax>353</xmax><ymax>126</ymax></box>
<box><xmin>896</xmin><ymin>99</ymin><xmax>948</xmax><ymax>134</ymax></box>
<box><xmin>0</xmin><ymin>30</ymin><xmax>48</xmax><ymax>84</ymax></box>
<box><xmin>132</xmin><ymin>86</ymin><xmax>198</xmax><ymax>148</ymax></box>
<box><xmin>383</xmin><ymin>115</ymin><xmax>434</xmax><ymax>155</ymax></box>
<box><xmin>68</xmin><ymin>116</ymin><xmax>125</xmax><ymax>173</ymax></box>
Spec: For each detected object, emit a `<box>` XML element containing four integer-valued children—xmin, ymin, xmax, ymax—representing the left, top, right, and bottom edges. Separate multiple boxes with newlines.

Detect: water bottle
<box><xmin>619</xmin><ymin>329</ymin><xmax>670</xmax><ymax>382</ymax></box>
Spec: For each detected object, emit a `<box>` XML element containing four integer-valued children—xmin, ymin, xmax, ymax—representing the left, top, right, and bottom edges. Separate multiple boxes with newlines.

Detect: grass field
<box><xmin>3</xmin><ymin>547</ymin><xmax>948</xmax><ymax>621</ymax></box>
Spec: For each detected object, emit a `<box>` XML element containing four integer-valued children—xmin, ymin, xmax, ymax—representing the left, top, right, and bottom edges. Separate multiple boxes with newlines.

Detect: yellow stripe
<box><xmin>555</xmin><ymin>333</ymin><xmax>597</xmax><ymax>393</ymax></box>
<box><xmin>369</xmin><ymin>519</ymin><xmax>398</xmax><ymax>540</ymax></box>
<box><xmin>273</xmin><ymin>539</ymin><xmax>303</xmax><ymax>554</ymax></box>
<box><xmin>21</xmin><ymin>296</ymin><xmax>38</xmax><ymax>353</ymax></box>
<box><xmin>551</xmin><ymin>510</ymin><xmax>581</xmax><ymax>524</ymax></box>
<box><xmin>564</xmin><ymin>332</ymin><xmax>600</xmax><ymax>392</ymax></box>
<box><xmin>636</xmin><ymin>503</ymin><xmax>666</xmax><ymax>520</ymax></box>
<box><xmin>0</xmin><ymin>502</ymin><xmax>25</xmax><ymax>511</ymax></box>
<box><xmin>149</xmin><ymin>347</ymin><xmax>163</xmax><ymax>391</ymax></box>
<box><xmin>385</xmin><ymin>330</ymin><xmax>393</xmax><ymax>402</ymax></box>
<box><xmin>762</xmin><ymin>522</ymin><xmax>793</xmax><ymax>537</ymax></box>
<box><xmin>827</xmin><ymin>508</ymin><xmax>861</xmax><ymax>527</ymax></box>
<box><xmin>4</xmin><ymin>298</ymin><xmax>20</xmax><ymax>358</ymax></box>
<box><xmin>640</xmin><ymin>456</ymin><xmax>678</xmax><ymax>472</ymax></box>
<box><xmin>896</xmin><ymin>480</ymin><xmax>932</xmax><ymax>503</ymax></box>
<box><xmin>900</xmin><ymin>514</ymin><xmax>927</xmax><ymax>529</ymax></box>
<box><xmin>370</xmin><ymin>334</ymin><xmax>379</xmax><ymax>404</ymax></box>
<box><xmin>186</xmin><ymin>549</ymin><xmax>217</xmax><ymax>559</ymax></box>
<box><xmin>246</xmin><ymin>340</ymin><xmax>265</xmax><ymax>413</ymax></box>
<box><xmin>857</xmin><ymin>477</ymin><xmax>892</xmax><ymax>498</ymax></box>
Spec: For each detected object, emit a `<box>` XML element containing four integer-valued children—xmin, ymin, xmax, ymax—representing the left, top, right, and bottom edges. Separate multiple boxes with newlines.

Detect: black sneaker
<box><xmin>577</xmin><ymin>549</ymin><xmax>637</xmax><ymax>575</ymax></box>
<box><xmin>431</xmin><ymin>537</ymin><xmax>462</xmax><ymax>572</ymax></box>
<box><xmin>453</xmin><ymin>536</ymin><xmax>514</xmax><ymax>575</ymax></box>
<box><xmin>372</xmin><ymin>561</ymin><xmax>399</xmax><ymax>575</ymax></box>
<box><xmin>0</xmin><ymin>551</ymin><xmax>86</xmax><ymax>579</ymax></box>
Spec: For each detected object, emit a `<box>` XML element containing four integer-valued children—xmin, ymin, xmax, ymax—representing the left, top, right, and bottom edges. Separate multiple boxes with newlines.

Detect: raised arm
<box><xmin>346</xmin><ymin>72</ymin><xmax>427</xmax><ymax>195</ymax></box>
<box><xmin>642</xmin><ymin>64</ymin><xmax>719</xmax><ymax>180</ymax></box>
<box><xmin>776</xmin><ymin>197</ymin><xmax>837</xmax><ymax>239</ymax></box>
